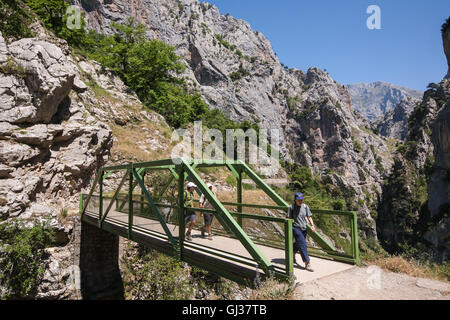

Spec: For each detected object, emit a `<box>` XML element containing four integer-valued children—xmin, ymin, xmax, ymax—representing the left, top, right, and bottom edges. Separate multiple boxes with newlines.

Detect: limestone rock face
<box><xmin>375</xmin><ymin>97</ymin><xmax>419</xmax><ymax>141</ymax></box>
<box><xmin>348</xmin><ymin>82</ymin><xmax>423</xmax><ymax>121</ymax></box>
<box><xmin>0</xmin><ymin>32</ymin><xmax>113</xmax><ymax>222</ymax></box>
<box><xmin>0</xmin><ymin>38</ymin><xmax>76</xmax><ymax>124</ymax></box>
<box><xmin>0</xmin><ymin>27</ymin><xmax>174</xmax><ymax>298</ymax></box>
<box><xmin>427</xmin><ymin>80</ymin><xmax>450</xmax><ymax>261</ymax></box>
<box><xmin>73</xmin><ymin>0</ymin><xmax>395</xmax><ymax>239</ymax></box>
<box><xmin>0</xmin><ymin>32</ymin><xmax>112</xmax><ymax>299</ymax></box>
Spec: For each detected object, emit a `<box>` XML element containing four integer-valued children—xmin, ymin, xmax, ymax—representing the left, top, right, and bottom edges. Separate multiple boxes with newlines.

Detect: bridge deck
<box><xmin>83</xmin><ymin>210</ymin><xmax>354</xmax><ymax>285</ymax></box>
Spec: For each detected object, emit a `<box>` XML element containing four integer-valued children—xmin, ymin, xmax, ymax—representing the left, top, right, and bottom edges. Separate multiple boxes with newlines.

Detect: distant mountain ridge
<box><xmin>348</xmin><ymin>81</ymin><xmax>423</xmax><ymax>121</ymax></box>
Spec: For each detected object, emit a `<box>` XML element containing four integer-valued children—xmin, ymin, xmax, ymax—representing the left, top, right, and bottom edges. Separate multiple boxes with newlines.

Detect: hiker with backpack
<box><xmin>199</xmin><ymin>183</ymin><xmax>215</xmax><ymax>240</ymax></box>
<box><xmin>287</xmin><ymin>192</ymin><xmax>315</xmax><ymax>272</ymax></box>
<box><xmin>184</xmin><ymin>182</ymin><xmax>197</xmax><ymax>241</ymax></box>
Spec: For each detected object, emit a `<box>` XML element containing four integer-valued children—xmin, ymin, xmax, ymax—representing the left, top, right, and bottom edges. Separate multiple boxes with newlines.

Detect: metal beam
<box><xmin>182</xmin><ymin>159</ymin><xmax>274</xmax><ymax>276</ymax></box>
<box><xmin>177</xmin><ymin>164</ymin><xmax>185</xmax><ymax>259</ymax></box>
<box><xmin>81</xmin><ymin>170</ymin><xmax>102</xmax><ymax>217</ymax></box>
<box><xmin>240</xmin><ymin>161</ymin><xmax>337</xmax><ymax>253</ymax></box>
<box><xmin>133</xmin><ymin>168</ymin><xmax>177</xmax><ymax>248</ymax></box>
<box><xmin>101</xmin><ymin>169</ymin><xmax>129</xmax><ymax>227</ymax></box>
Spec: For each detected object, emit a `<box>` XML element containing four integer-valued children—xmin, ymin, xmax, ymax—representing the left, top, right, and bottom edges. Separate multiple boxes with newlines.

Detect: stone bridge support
<box><xmin>75</xmin><ymin>221</ymin><xmax>124</xmax><ymax>299</ymax></box>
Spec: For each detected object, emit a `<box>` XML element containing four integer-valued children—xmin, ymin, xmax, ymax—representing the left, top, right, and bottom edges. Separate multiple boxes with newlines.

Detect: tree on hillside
<box><xmin>0</xmin><ymin>0</ymin><xmax>33</xmax><ymax>40</ymax></box>
<box><xmin>24</xmin><ymin>0</ymin><xmax>68</xmax><ymax>32</ymax></box>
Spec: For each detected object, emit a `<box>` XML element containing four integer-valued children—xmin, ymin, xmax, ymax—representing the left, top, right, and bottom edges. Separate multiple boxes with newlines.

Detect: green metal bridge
<box><xmin>80</xmin><ymin>158</ymin><xmax>359</xmax><ymax>287</ymax></box>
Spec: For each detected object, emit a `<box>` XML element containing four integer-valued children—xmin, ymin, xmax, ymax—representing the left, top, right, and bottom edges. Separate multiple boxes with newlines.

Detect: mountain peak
<box><xmin>347</xmin><ymin>82</ymin><xmax>423</xmax><ymax>121</ymax></box>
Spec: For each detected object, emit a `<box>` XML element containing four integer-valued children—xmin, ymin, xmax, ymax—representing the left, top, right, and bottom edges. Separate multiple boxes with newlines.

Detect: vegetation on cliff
<box><xmin>0</xmin><ymin>219</ymin><xmax>55</xmax><ymax>299</ymax></box>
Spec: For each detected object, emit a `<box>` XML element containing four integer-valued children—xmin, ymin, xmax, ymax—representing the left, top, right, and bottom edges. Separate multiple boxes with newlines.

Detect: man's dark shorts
<box><xmin>185</xmin><ymin>210</ymin><xmax>196</xmax><ymax>223</ymax></box>
<box><xmin>203</xmin><ymin>213</ymin><xmax>213</xmax><ymax>225</ymax></box>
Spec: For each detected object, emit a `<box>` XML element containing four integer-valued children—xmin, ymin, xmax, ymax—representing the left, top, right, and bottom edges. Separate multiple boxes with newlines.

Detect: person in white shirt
<box><xmin>199</xmin><ymin>183</ymin><xmax>215</xmax><ymax>240</ymax></box>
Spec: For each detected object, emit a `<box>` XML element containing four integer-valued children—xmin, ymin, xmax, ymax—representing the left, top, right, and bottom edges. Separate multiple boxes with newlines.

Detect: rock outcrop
<box><xmin>0</xmin><ymin>32</ymin><xmax>112</xmax><ymax>222</ymax></box>
<box><xmin>347</xmin><ymin>82</ymin><xmax>423</xmax><ymax>121</ymax></box>
<box><xmin>427</xmin><ymin>93</ymin><xmax>450</xmax><ymax>261</ymax></box>
<box><xmin>425</xmin><ymin>19</ymin><xmax>450</xmax><ymax>260</ymax></box>
<box><xmin>375</xmin><ymin>97</ymin><xmax>420</xmax><ymax>141</ymax></box>
<box><xmin>443</xmin><ymin>17</ymin><xmax>450</xmax><ymax>79</ymax></box>
<box><xmin>0</xmin><ymin>18</ymin><xmax>178</xmax><ymax>296</ymax></box>
<box><xmin>377</xmin><ymin>75</ymin><xmax>449</xmax><ymax>258</ymax></box>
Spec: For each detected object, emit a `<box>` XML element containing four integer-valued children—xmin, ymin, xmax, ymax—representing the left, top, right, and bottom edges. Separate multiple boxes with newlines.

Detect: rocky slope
<box><xmin>348</xmin><ymin>82</ymin><xmax>423</xmax><ymax>121</ymax></box>
<box><xmin>376</xmin><ymin>27</ymin><xmax>450</xmax><ymax>260</ymax></box>
<box><xmin>0</xmin><ymin>19</ymin><xmax>174</xmax><ymax>298</ymax></box>
<box><xmin>427</xmin><ymin>91</ymin><xmax>450</xmax><ymax>261</ymax></box>
<box><xmin>375</xmin><ymin>97</ymin><xmax>419</xmax><ymax>141</ymax></box>
<box><xmin>426</xmin><ymin>20</ymin><xmax>450</xmax><ymax>261</ymax></box>
<box><xmin>73</xmin><ymin>0</ymin><xmax>394</xmax><ymax>240</ymax></box>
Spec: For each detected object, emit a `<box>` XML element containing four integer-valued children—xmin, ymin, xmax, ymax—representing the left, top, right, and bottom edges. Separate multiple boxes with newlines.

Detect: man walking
<box><xmin>184</xmin><ymin>182</ymin><xmax>197</xmax><ymax>241</ymax></box>
<box><xmin>287</xmin><ymin>192</ymin><xmax>315</xmax><ymax>272</ymax></box>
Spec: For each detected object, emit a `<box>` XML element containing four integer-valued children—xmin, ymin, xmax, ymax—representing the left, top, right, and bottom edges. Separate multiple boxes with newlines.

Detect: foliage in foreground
<box><xmin>0</xmin><ymin>219</ymin><xmax>54</xmax><ymax>299</ymax></box>
<box><xmin>0</xmin><ymin>0</ymin><xmax>33</xmax><ymax>40</ymax></box>
<box><xmin>121</xmin><ymin>245</ymin><xmax>192</xmax><ymax>300</ymax></box>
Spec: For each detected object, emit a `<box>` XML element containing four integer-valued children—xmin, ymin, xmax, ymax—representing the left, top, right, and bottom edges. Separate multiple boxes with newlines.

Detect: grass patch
<box><xmin>251</xmin><ymin>275</ymin><xmax>295</xmax><ymax>300</ymax></box>
<box><xmin>362</xmin><ymin>252</ymin><xmax>450</xmax><ymax>282</ymax></box>
<box><xmin>0</xmin><ymin>57</ymin><xmax>27</xmax><ymax>78</ymax></box>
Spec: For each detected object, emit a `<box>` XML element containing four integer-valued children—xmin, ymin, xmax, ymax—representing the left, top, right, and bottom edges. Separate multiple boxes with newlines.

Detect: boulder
<box><xmin>2</xmin><ymin>37</ymin><xmax>76</xmax><ymax>124</ymax></box>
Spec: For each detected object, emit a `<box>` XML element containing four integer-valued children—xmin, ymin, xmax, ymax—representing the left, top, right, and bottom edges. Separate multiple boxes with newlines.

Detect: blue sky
<box><xmin>200</xmin><ymin>0</ymin><xmax>450</xmax><ymax>91</ymax></box>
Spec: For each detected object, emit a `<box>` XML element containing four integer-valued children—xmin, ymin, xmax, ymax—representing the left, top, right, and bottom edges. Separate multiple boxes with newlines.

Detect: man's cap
<box><xmin>206</xmin><ymin>183</ymin><xmax>213</xmax><ymax>188</ymax></box>
<box><xmin>294</xmin><ymin>192</ymin><xmax>304</xmax><ymax>200</ymax></box>
<box><xmin>187</xmin><ymin>182</ymin><xmax>197</xmax><ymax>188</ymax></box>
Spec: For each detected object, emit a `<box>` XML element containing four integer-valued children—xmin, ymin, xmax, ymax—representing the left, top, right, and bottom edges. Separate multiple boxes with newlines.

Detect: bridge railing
<box><xmin>109</xmin><ymin>194</ymin><xmax>358</xmax><ymax>266</ymax></box>
<box><xmin>80</xmin><ymin>158</ymin><xmax>359</xmax><ymax>287</ymax></box>
<box><xmin>109</xmin><ymin>196</ymin><xmax>295</xmax><ymax>278</ymax></box>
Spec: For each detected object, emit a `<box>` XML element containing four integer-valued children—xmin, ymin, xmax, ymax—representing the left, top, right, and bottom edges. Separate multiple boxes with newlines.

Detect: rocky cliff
<box><xmin>443</xmin><ymin>17</ymin><xmax>450</xmax><ymax>79</ymax></box>
<box><xmin>377</xmin><ymin>46</ymin><xmax>450</xmax><ymax>260</ymax></box>
<box><xmin>73</xmin><ymin>0</ymin><xmax>394</xmax><ymax>240</ymax></box>
<box><xmin>425</xmin><ymin>20</ymin><xmax>450</xmax><ymax>261</ymax></box>
<box><xmin>375</xmin><ymin>97</ymin><xmax>420</xmax><ymax>141</ymax></box>
<box><xmin>348</xmin><ymin>82</ymin><xmax>423</xmax><ymax>121</ymax></box>
<box><xmin>0</xmin><ymin>19</ymin><xmax>173</xmax><ymax>298</ymax></box>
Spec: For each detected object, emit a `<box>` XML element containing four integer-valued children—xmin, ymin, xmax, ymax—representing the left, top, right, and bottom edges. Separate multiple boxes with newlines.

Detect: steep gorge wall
<box><xmin>426</xmin><ymin>22</ymin><xmax>450</xmax><ymax>260</ymax></box>
<box><xmin>377</xmin><ymin>20</ymin><xmax>450</xmax><ymax>260</ymax></box>
<box><xmin>0</xmin><ymin>19</ymin><xmax>172</xmax><ymax>297</ymax></box>
<box><xmin>74</xmin><ymin>0</ymin><xmax>394</xmax><ymax>240</ymax></box>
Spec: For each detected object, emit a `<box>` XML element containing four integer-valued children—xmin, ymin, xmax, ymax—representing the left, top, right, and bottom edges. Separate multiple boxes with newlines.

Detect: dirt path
<box><xmin>294</xmin><ymin>266</ymin><xmax>450</xmax><ymax>300</ymax></box>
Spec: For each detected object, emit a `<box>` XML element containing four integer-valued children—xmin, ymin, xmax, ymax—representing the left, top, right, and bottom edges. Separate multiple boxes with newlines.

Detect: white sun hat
<box><xmin>187</xmin><ymin>182</ymin><xmax>197</xmax><ymax>188</ymax></box>
<box><xmin>206</xmin><ymin>183</ymin><xmax>213</xmax><ymax>188</ymax></box>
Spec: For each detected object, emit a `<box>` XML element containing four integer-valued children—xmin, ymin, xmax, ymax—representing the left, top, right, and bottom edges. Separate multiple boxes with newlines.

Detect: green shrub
<box><xmin>122</xmin><ymin>245</ymin><xmax>192</xmax><ymax>300</ymax></box>
<box><xmin>226</xmin><ymin>175</ymin><xmax>237</xmax><ymax>187</ymax></box>
<box><xmin>332</xmin><ymin>199</ymin><xmax>346</xmax><ymax>211</ymax></box>
<box><xmin>352</xmin><ymin>137</ymin><xmax>362</xmax><ymax>153</ymax></box>
<box><xmin>0</xmin><ymin>57</ymin><xmax>27</xmax><ymax>78</ymax></box>
<box><xmin>24</xmin><ymin>0</ymin><xmax>87</xmax><ymax>48</ymax></box>
<box><xmin>295</xmin><ymin>105</ymin><xmax>318</xmax><ymax>120</ymax></box>
<box><xmin>375</xmin><ymin>156</ymin><xmax>384</xmax><ymax>174</ymax></box>
<box><xmin>215</xmin><ymin>34</ymin><xmax>232</xmax><ymax>50</ymax></box>
<box><xmin>0</xmin><ymin>219</ymin><xmax>55</xmax><ymax>299</ymax></box>
<box><xmin>230</xmin><ymin>64</ymin><xmax>251</xmax><ymax>81</ymax></box>
<box><xmin>0</xmin><ymin>0</ymin><xmax>33</xmax><ymax>40</ymax></box>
